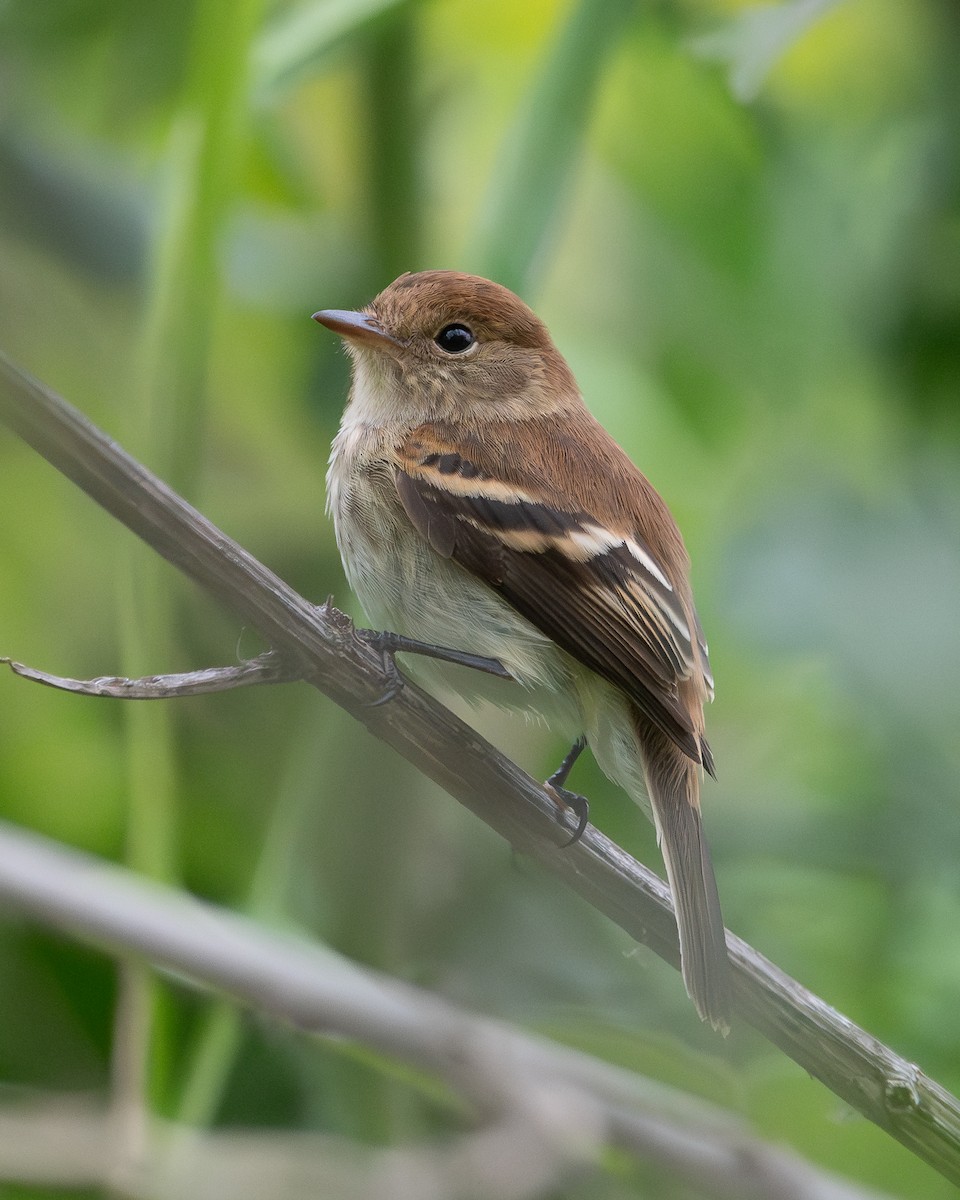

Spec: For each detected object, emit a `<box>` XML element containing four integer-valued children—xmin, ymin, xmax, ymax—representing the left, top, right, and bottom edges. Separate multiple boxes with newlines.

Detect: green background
<box><xmin>1</xmin><ymin>0</ymin><xmax>959</xmax><ymax>1195</ymax></box>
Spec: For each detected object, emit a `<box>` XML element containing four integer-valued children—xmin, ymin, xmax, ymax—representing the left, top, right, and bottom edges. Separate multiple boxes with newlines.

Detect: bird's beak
<box><xmin>312</xmin><ymin>309</ymin><xmax>401</xmax><ymax>349</ymax></box>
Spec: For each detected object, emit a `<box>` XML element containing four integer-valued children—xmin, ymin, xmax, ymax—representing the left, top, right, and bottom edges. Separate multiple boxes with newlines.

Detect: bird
<box><xmin>314</xmin><ymin>270</ymin><xmax>731</xmax><ymax>1031</ymax></box>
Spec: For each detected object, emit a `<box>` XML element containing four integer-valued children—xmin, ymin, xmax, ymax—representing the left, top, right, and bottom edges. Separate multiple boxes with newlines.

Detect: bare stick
<box><xmin>1</xmin><ymin>351</ymin><xmax>959</xmax><ymax>1184</ymax></box>
<box><xmin>1</xmin><ymin>652</ymin><xmax>294</xmax><ymax>698</ymax></box>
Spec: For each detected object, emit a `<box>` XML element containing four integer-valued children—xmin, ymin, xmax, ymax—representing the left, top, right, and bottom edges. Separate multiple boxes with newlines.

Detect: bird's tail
<box><xmin>637</xmin><ymin>717</ymin><xmax>731</xmax><ymax>1033</ymax></box>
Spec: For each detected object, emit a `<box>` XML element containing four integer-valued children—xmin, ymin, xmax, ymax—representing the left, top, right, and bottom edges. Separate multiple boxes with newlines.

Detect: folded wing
<box><xmin>396</xmin><ymin>431</ymin><xmax>715</xmax><ymax>773</ymax></box>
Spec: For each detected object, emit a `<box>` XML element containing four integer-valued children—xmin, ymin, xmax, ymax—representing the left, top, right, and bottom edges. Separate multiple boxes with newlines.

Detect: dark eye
<box><xmin>434</xmin><ymin>323</ymin><xmax>475</xmax><ymax>353</ymax></box>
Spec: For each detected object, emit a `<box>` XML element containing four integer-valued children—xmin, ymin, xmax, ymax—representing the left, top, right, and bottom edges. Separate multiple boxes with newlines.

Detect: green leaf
<box><xmin>690</xmin><ymin>0</ymin><xmax>844</xmax><ymax>103</ymax></box>
<box><xmin>253</xmin><ymin>0</ymin><xmax>415</xmax><ymax>99</ymax></box>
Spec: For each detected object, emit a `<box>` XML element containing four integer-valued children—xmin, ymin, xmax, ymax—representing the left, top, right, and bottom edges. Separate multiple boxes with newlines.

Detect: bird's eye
<box><xmin>434</xmin><ymin>324</ymin><xmax>475</xmax><ymax>354</ymax></box>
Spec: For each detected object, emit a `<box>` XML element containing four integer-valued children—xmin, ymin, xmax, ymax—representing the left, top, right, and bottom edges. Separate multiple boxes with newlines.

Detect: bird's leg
<box><xmin>356</xmin><ymin>628</ymin><xmax>512</xmax><ymax>707</ymax></box>
<box><xmin>544</xmin><ymin>736</ymin><xmax>589</xmax><ymax>846</ymax></box>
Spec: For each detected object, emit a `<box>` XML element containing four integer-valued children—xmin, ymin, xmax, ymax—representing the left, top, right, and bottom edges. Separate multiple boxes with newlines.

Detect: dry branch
<box><xmin>0</xmin><ymin>652</ymin><xmax>293</xmax><ymax>698</ymax></box>
<box><xmin>1</xmin><ymin>350</ymin><xmax>959</xmax><ymax>1184</ymax></box>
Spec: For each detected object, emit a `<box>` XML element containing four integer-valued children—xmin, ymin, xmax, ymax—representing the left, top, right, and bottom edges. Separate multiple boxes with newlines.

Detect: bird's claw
<box><xmin>543</xmin><ymin>736</ymin><xmax>588</xmax><ymax>845</ymax></box>
<box><xmin>355</xmin><ymin>628</ymin><xmax>408</xmax><ymax>707</ymax></box>
<box><xmin>546</xmin><ymin>783</ymin><xmax>590</xmax><ymax>847</ymax></box>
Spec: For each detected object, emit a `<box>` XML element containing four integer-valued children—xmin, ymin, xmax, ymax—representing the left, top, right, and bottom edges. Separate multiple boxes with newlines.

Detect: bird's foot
<box><xmin>545</xmin><ymin>783</ymin><xmax>590</xmax><ymax>847</ymax></box>
<box><xmin>356</xmin><ymin>628</ymin><xmax>511</xmax><ymax>706</ymax></box>
<box><xmin>544</xmin><ymin>736</ymin><xmax>589</xmax><ymax>846</ymax></box>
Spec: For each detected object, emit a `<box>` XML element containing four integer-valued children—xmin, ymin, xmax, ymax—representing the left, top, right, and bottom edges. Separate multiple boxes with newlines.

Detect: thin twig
<box><xmin>1</xmin><ymin>652</ymin><xmax>295</xmax><ymax>698</ymax></box>
<box><xmin>1</xmin><ymin>351</ymin><xmax>959</xmax><ymax>1184</ymax></box>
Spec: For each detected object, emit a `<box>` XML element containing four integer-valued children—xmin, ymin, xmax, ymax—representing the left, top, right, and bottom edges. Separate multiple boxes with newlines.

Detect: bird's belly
<box><xmin>332</xmin><ymin>467</ymin><xmax>579</xmax><ymax>727</ymax></box>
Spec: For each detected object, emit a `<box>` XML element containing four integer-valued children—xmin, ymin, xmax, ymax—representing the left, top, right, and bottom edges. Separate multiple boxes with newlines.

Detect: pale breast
<box><xmin>327</xmin><ymin>419</ymin><xmax>580</xmax><ymax>723</ymax></box>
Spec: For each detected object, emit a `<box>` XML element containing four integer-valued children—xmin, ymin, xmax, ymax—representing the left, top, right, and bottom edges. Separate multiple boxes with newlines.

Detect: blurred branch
<box><xmin>0</xmin><ymin>823</ymin><xmax>894</xmax><ymax>1200</ymax></box>
<box><xmin>1</xmin><ymin>350</ymin><xmax>960</xmax><ymax>1185</ymax></box>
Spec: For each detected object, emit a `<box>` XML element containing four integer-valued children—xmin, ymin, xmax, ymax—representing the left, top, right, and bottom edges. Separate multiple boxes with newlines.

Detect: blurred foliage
<box><xmin>1</xmin><ymin>0</ymin><xmax>960</xmax><ymax>1196</ymax></box>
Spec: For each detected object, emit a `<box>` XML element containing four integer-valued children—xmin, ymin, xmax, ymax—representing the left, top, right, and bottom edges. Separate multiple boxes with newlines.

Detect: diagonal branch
<box><xmin>1</xmin><ymin>349</ymin><xmax>959</xmax><ymax>1184</ymax></box>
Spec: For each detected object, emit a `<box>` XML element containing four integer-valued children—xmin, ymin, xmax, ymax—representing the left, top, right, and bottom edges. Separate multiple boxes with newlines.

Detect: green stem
<box><xmin>362</xmin><ymin>8</ymin><xmax>421</xmax><ymax>281</ymax></box>
<box><xmin>114</xmin><ymin>0</ymin><xmax>264</xmax><ymax>1123</ymax></box>
<box><xmin>470</xmin><ymin>0</ymin><xmax>636</xmax><ymax>297</ymax></box>
<box><xmin>175</xmin><ymin>706</ymin><xmax>333</xmax><ymax>1128</ymax></box>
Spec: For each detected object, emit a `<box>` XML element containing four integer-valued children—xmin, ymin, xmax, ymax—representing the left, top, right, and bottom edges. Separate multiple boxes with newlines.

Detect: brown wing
<box><xmin>396</xmin><ymin>429</ymin><xmax>715</xmax><ymax>772</ymax></box>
